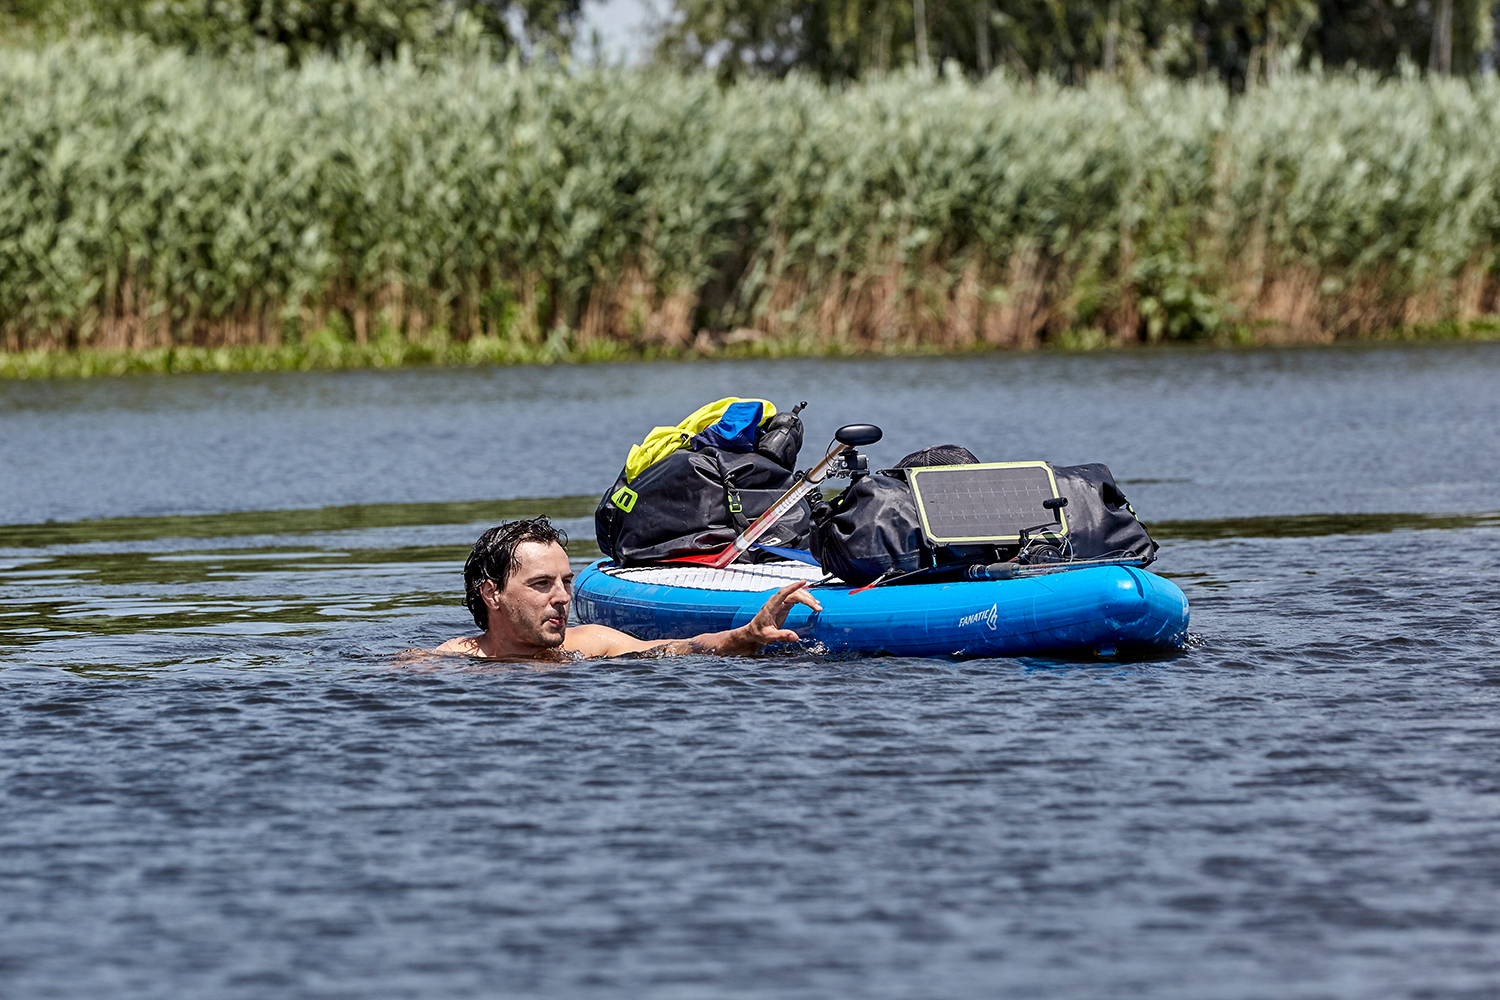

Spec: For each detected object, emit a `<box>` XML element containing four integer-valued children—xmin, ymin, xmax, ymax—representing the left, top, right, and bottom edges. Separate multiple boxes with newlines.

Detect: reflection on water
<box><xmin>0</xmin><ymin>501</ymin><xmax>603</xmax><ymax>661</ymax></box>
<box><xmin>0</xmin><ymin>495</ymin><xmax>601</xmax><ymax>548</ymax></box>
<box><xmin>7</xmin><ymin>342</ymin><xmax>1500</xmax><ymax>525</ymax></box>
<box><xmin>4</xmin><ymin>343</ymin><xmax>1500</xmax><ymax>999</ymax></box>
<box><xmin>1153</xmin><ymin>509</ymin><xmax>1500</xmax><ymax>540</ymax></box>
<box><xmin>4</xmin><ymin>499</ymin><xmax>1496</xmax><ymax>665</ymax></box>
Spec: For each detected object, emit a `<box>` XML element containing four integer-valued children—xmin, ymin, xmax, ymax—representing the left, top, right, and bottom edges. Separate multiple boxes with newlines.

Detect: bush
<box><xmin>0</xmin><ymin>0</ymin><xmax>579</xmax><ymax>62</ymax></box>
<box><xmin>3</xmin><ymin>38</ymin><xmax>1500</xmax><ymax>355</ymax></box>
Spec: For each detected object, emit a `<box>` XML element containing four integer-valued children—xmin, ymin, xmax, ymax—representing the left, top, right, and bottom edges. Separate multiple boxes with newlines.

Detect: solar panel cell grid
<box><xmin>910</xmin><ymin>464</ymin><xmax>1062</xmax><ymax>543</ymax></box>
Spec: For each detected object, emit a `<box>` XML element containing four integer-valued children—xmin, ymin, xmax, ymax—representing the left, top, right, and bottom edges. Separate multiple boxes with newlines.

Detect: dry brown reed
<box><xmin>6</xmin><ymin>40</ymin><xmax>1500</xmax><ymax>363</ymax></box>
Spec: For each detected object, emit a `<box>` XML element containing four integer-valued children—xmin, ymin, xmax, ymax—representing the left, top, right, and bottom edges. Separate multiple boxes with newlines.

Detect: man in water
<box><xmin>435</xmin><ymin>517</ymin><xmax>821</xmax><ymax>660</ymax></box>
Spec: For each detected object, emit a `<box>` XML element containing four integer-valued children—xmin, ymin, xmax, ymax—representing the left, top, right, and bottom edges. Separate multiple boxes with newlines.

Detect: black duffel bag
<box><xmin>810</xmin><ymin>460</ymin><xmax>1156</xmax><ymax>586</ymax></box>
<box><xmin>596</xmin><ymin>446</ymin><xmax>812</xmax><ymax>565</ymax></box>
<box><xmin>809</xmin><ymin>473</ymin><xmax>926</xmax><ymax>586</ymax></box>
<box><xmin>1048</xmin><ymin>463</ymin><xmax>1159</xmax><ymax>564</ymax></box>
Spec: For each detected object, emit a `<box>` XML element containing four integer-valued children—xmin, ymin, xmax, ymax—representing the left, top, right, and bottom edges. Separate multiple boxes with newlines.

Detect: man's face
<box><xmin>482</xmin><ymin>540</ymin><xmax>574</xmax><ymax>652</ymax></box>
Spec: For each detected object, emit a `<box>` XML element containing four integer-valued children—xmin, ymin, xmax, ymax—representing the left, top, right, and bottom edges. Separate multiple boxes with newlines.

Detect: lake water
<box><xmin>3</xmin><ymin>344</ymin><xmax>1499</xmax><ymax>999</ymax></box>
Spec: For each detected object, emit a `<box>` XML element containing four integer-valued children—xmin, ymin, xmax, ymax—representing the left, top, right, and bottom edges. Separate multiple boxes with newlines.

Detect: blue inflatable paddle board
<box><xmin>573</xmin><ymin>559</ymin><xmax>1189</xmax><ymax>658</ymax></box>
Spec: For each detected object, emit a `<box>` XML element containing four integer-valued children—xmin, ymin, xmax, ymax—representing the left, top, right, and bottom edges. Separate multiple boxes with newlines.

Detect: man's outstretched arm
<box><xmin>564</xmin><ymin>580</ymin><xmax>822</xmax><ymax>658</ymax></box>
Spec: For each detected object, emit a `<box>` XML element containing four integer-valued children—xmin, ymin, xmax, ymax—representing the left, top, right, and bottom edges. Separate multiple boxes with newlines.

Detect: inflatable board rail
<box><xmin>573</xmin><ymin>559</ymin><xmax>1190</xmax><ymax>658</ymax></box>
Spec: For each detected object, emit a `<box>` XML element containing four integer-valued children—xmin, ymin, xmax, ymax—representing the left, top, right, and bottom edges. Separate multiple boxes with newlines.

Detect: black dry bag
<box><xmin>595</xmin><ymin>408</ymin><xmax>810</xmax><ymax>566</ymax></box>
<box><xmin>810</xmin><ymin>461</ymin><xmax>1157</xmax><ymax>586</ymax></box>
<box><xmin>809</xmin><ymin>474</ymin><xmax>926</xmax><ymax>586</ymax></box>
<box><xmin>1047</xmin><ymin>463</ymin><xmax>1158</xmax><ymax>563</ymax></box>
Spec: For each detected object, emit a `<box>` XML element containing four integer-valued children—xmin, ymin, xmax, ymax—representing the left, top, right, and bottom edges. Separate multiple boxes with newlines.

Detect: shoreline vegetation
<box><xmin>5</xmin><ymin>320</ymin><xmax>1499</xmax><ymax>379</ymax></box>
<box><xmin>8</xmin><ymin>40</ymin><xmax>1500</xmax><ymax>378</ymax></box>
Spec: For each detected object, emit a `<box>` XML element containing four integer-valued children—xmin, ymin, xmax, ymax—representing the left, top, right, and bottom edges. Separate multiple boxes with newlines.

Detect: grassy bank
<box><xmin>7</xmin><ymin>38</ymin><xmax>1500</xmax><ymax>366</ymax></box>
<box><xmin>0</xmin><ymin>324</ymin><xmax>1029</xmax><ymax>378</ymax></box>
<box><xmin>5</xmin><ymin>319</ymin><xmax>1499</xmax><ymax>378</ymax></box>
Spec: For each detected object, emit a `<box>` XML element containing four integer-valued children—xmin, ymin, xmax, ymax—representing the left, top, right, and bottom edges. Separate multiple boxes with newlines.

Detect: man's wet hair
<box><xmin>463</xmin><ymin>517</ymin><xmax>569</xmax><ymax>631</ymax></box>
<box><xmin>893</xmin><ymin>444</ymin><xmax>980</xmax><ymax>469</ymax></box>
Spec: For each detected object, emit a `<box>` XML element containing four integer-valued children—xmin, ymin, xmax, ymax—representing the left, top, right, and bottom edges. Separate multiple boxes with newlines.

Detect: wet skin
<box><xmin>434</xmin><ymin>541</ymin><xmax>821</xmax><ymax>661</ymax></box>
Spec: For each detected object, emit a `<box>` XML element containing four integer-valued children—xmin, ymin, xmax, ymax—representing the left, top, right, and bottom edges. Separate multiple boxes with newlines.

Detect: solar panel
<box><xmin>907</xmin><ymin>462</ymin><xmax>1067</xmax><ymax>545</ymax></box>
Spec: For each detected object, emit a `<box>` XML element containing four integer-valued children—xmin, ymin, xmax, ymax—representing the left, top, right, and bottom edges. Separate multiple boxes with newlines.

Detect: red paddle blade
<box><xmin>664</xmin><ymin>549</ymin><xmax>731</xmax><ymax>565</ymax></box>
<box><xmin>663</xmin><ymin>542</ymin><xmax>744</xmax><ymax>567</ymax></box>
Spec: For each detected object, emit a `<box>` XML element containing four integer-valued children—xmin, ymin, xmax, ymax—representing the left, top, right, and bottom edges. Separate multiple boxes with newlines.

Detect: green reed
<box><xmin>5</xmin><ymin>37</ymin><xmax>1500</xmax><ymax>367</ymax></box>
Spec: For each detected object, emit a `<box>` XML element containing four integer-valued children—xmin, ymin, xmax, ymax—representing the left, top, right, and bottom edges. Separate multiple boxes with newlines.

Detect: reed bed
<box><xmin>5</xmin><ymin>37</ymin><xmax>1500</xmax><ymax>363</ymax></box>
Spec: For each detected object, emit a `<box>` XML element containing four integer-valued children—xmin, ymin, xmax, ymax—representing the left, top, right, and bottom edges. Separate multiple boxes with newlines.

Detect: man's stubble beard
<box><xmin>532</xmin><ymin>607</ymin><xmax>568</xmax><ymax>649</ymax></box>
<box><xmin>498</xmin><ymin>603</ymin><xmax>567</xmax><ymax>651</ymax></box>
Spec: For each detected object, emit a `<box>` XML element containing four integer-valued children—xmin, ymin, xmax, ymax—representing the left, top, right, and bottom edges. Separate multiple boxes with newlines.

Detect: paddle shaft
<box><xmin>974</xmin><ymin>555</ymin><xmax>1151</xmax><ymax>579</ymax></box>
<box><xmin>708</xmin><ymin>442</ymin><xmax>852</xmax><ymax>569</ymax></box>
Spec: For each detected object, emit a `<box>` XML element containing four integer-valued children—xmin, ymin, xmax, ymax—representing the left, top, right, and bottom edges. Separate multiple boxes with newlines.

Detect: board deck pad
<box><xmin>603</xmin><ymin>559</ymin><xmax>831</xmax><ymax>592</ymax></box>
<box><xmin>908</xmin><ymin>462</ymin><xmax>1067</xmax><ymax>545</ymax></box>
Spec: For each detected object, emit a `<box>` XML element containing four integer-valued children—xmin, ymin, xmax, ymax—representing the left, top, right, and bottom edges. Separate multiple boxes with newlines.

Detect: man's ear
<box><xmin>480</xmin><ymin>579</ymin><xmax>502</xmax><ymax>610</ymax></box>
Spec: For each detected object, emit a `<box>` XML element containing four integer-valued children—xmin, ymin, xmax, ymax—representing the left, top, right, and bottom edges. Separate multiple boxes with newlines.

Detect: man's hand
<box><xmin>715</xmin><ymin>579</ymin><xmax>822</xmax><ymax>654</ymax></box>
<box><xmin>560</xmin><ymin>579</ymin><xmax>824</xmax><ymax>659</ymax></box>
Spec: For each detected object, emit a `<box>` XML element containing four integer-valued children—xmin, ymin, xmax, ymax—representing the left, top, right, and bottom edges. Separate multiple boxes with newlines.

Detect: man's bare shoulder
<box><xmin>563</xmin><ymin>623</ymin><xmax>661</xmax><ymax>658</ymax></box>
<box><xmin>409</xmin><ymin>634</ymin><xmax>567</xmax><ymax>663</ymax></box>
<box><xmin>432</xmin><ymin>635</ymin><xmax>484</xmax><ymax>656</ymax></box>
<box><xmin>390</xmin><ymin>638</ymin><xmax>483</xmax><ymax>668</ymax></box>
<box><xmin>410</xmin><ymin>626</ymin><xmax>658</xmax><ymax>662</ymax></box>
